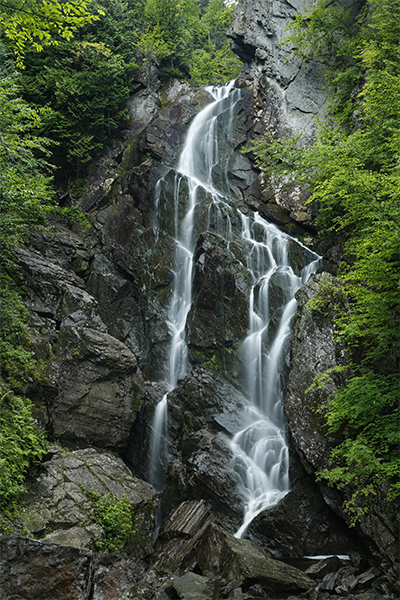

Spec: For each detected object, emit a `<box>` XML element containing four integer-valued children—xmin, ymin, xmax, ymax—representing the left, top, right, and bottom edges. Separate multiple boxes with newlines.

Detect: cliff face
<box><xmin>1</xmin><ymin>0</ymin><xmax>398</xmax><ymax>597</ymax></box>
<box><xmin>229</xmin><ymin>0</ymin><xmax>329</xmax><ymax>142</ymax></box>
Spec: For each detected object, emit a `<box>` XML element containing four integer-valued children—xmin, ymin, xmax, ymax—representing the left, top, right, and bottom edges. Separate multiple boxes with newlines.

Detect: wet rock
<box><xmin>284</xmin><ymin>274</ymin><xmax>347</xmax><ymax>475</ymax></box>
<box><xmin>170</xmin><ymin>367</ymin><xmax>248</xmax><ymax>435</ymax></box>
<box><xmin>154</xmin><ymin>500</ymin><xmax>213</xmax><ymax>574</ymax></box>
<box><xmin>20</xmin><ymin>446</ymin><xmax>157</xmax><ymax>558</ymax></box>
<box><xmin>247</xmin><ymin>475</ymin><xmax>362</xmax><ymax>559</ymax></box>
<box><xmin>196</xmin><ymin>523</ymin><xmax>315</xmax><ymax>593</ymax></box>
<box><xmin>86</xmin><ymin>253</ymin><xmax>148</xmax><ymax>364</ymax></box>
<box><xmin>182</xmin><ymin>430</ymin><xmax>244</xmax><ymax>532</ymax></box>
<box><xmin>188</xmin><ymin>232</ymin><xmax>250</xmax><ymax>382</ymax></box>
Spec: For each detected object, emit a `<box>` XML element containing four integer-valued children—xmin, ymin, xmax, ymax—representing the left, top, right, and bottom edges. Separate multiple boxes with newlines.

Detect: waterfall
<box><xmin>147</xmin><ymin>82</ymin><xmax>320</xmax><ymax>534</ymax></box>
<box><xmin>231</xmin><ymin>214</ymin><xmax>320</xmax><ymax>537</ymax></box>
<box><xmin>147</xmin><ymin>82</ymin><xmax>242</xmax><ymax>490</ymax></box>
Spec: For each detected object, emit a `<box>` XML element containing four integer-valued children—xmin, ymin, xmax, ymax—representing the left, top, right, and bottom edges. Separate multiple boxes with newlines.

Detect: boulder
<box><xmin>0</xmin><ymin>535</ymin><xmax>93</xmax><ymax>600</ymax></box>
<box><xmin>0</xmin><ymin>534</ymin><xmax>149</xmax><ymax>600</ymax></box>
<box><xmin>20</xmin><ymin>446</ymin><xmax>158</xmax><ymax>559</ymax></box>
<box><xmin>50</xmin><ymin>325</ymin><xmax>143</xmax><ymax>450</ymax></box>
<box><xmin>167</xmin><ymin>572</ymin><xmax>216</xmax><ymax>599</ymax></box>
<box><xmin>247</xmin><ymin>475</ymin><xmax>363</xmax><ymax>559</ymax></box>
<box><xmin>196</xmin><ymin>523</ymin><xmax>315</xmax><ymax>593</ymax></box>
<box><xmin>154</xmin><ymin>500</ymin><xmax>213</xmax><ymax>574</ymax></box>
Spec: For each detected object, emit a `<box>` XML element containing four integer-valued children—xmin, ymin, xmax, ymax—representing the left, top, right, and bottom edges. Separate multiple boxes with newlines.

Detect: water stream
<box><xmin>147</xmin><ymin>82</ymin><xmax>320</xmax><ymax>534</ymax></box>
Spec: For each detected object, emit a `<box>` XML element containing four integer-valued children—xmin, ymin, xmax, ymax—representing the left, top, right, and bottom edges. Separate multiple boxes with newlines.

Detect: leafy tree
<box><xmin>250</xmin><ymin>0</ymin><xmax>400</xmax><ymax>522</ymax></box>
<box><xmin>21</xmin><ymin>40</ymin><xmax>131</xmax><ymax>177</ymax></box>
<box><xmin>190</xmin><ymin>0</ymin><xmax>241</xmax><ymax>84</ymax></box>
<box><xmin>0</xmin><ymin>75</ymin><xmax>53</xmax><ymax>247</ymax></box>
<box><xmin>136</xmin><ymin>0</ymin><xmax>242</xmax><ymax>84</ymax></box>
<box><xmin>0</xmin><ymin>0</ymin><xmax>103</xmax><ymax>67</ymax></box>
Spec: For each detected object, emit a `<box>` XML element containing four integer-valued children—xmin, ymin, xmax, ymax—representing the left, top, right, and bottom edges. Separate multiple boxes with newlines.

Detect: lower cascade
<box><xmin>147</xmin><ymin>82</ymin><xmax>320</xmax><ymax>534</ymax></box>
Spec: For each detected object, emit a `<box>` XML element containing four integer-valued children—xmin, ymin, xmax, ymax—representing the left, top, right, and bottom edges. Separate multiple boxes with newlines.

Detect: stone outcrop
<box><xmin>247</xmin><ymin>466</ymin><xmax>365</xmax><ymax>559</ymax></box>
<box><xmin>229</xmin><ymin>0</ymin><xmax>329</xmax><ymax>143</ymax></box>
<box><xmin>196</xmin><ymin>522</ymin><xmax>315</xmax><ymax>593</ymax></box>
<box><xmin>284</xmin><ymin>273</ymin><xmax>399</xmax><ymax>592</ymax></box>
<box><xmin>13</xmin><ymin>446</ymin><xmax>158</xmax><ymax>558</ymax></box>
<box><xmin>15</xmin><ymin>242</ymin><xmax>143</xmax><ymax>451</ymax></box>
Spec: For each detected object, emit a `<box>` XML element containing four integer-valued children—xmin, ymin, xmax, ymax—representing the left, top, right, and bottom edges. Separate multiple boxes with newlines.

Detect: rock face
<box><xmin>15</xmin><ymin>242</ymin><xmax>143</xmax><ymax>451</ymax></box>
<box><xmin>18</xmin><ymin>446</ymin><xmax>158</xmax><ymax>558</ymax></box>
<box><xmin>285</xmin><ymin>274</ymin><xmax>348</xmax><ymax>476</ymax></box>
<box><xmin>284</xmin><ymin>273</ymin><xmax>399</xmax><ymax>591</ymax></box>
<box><xmin>229</xmin><ymin>0</ymin><xmax>328</xmax><ymax>143</ymax></box>
<box><xmin>228</xmin><ymin>0</ymin><xmax>330</xmax><ymax>231</ymax></box>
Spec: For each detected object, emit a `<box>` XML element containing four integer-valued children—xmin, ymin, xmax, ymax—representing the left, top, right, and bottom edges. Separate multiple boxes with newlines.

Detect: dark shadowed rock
<box><xmin>196</xmin><ymin>523</ymin><xmax>315</xmax><ymax>593</ymax></box>
<box><xmin>0</xmin><ymin>535</ymin><xmax>93</xmax><ymax>600</ymax></box>
<box><xmin>154</xmin><ymin>500</ymin><xmax>213</xmax><ymax>574</ymax></box>
<box><xmin>285</xmin><ymin>273</ymin><xmax>399</xmax><ymax>589</ymax></box>
<box><xmin>247</xmin><ymin>475</ymin><xmax>363</xmax><ymax>559</ymax></box>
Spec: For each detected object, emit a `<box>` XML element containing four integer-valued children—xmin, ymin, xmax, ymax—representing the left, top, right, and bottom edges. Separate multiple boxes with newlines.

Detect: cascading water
<box><xmin>147</xmin><ymin>82</ymin><xmax>242</xmax><ymax>492</ymax></box>
<box><xmin>231</xmin><ymin>214</ymin><xmax>320</xmax><ymax>537</ymax></box>
<box><xmin>147</xmin><ymin>82</ymin><xmax>320</xmax><ymax>536</ymax></box>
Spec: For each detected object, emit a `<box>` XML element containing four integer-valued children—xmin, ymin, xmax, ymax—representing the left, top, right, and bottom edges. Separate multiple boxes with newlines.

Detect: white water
<box><xmin>232</xmin><ymin>213</ymin><xmax>320</xmax><ymax>537</ymax></box>
<box><xmin>147</xmin><ymin>82</ymin><xmax>242</xmax><ymax>490</ymax></box>
<box><xmin>147</xmin><ymin>83</ymin><xmax>320</xmax><ymax>533</ymax></box>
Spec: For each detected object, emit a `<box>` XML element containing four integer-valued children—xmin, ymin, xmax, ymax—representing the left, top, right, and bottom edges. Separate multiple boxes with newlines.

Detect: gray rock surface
<box><xmin>20</xmin><ymin>446</ymin><xmax>157</xmax><ymax>558</ymax></box>
<box><xmin>51</xmin><ymin>325</ymin><xmax>142</xmax><ymax>449</ymax></box>
<box><xmin>285</xmin><ymin>274</ymin><xmax>347</xmax><ymax>475</ymax></box>
<box><xmin>230</xmin><ymin>0</ymin><xmax>329</xmax><ymax>143</ymax></box>
<box><xmin>196</xmin><ymin>523</ymin><xmax>315</xmax><ymax>593</ymax></box>
<box><xmin>0</xmin><ymin>535</ymin><xmax>93</xmax><ymax>600</ymax></box>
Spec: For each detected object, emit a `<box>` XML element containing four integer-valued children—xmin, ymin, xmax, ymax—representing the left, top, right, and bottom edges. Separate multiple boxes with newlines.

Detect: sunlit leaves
<box><xmin>0</xmin><ymin>0</ymin><xmax>104</xmax><ymax>67</ymax></box>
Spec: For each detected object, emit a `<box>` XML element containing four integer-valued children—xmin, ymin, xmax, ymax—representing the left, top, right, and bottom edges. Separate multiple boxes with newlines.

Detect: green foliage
<box><xmin>0</xmin><ymin>0</ymin><xmax>103</xmax><ymax>67</ymax></box>
<box><xmin>0</xmin><ymin>74</ymin><xmax>54</xmax><ymax>247</ymax></box>
<box><xmin>136</xmin><ymin>0</ymin><xmax>241</xmax><ymax>84</ymax></box>
<box><xmin>21</xmin><ymin>40</ymin><xmax>131</xmax><ymax>177</ymax></box>
<box><xmin>251</xmin><ymin>0</ymin><xmax>400</xmax><ymax>520</ymax></box>
<box><xmin>191</xmin><ymin>41</ymin><xmax>242</xmax><ymax>85</ymax></box>
<box><xmin>0</xmin><ymin>391</ymin><xmax>48</xmax><ymax>507</ymax></box>
<box><xmin>0</xmin><ymin>282</ymin><xmax>39</xmax><ymax>392</ymax></box>
<box><xmin>83</xmin><ymin>488</ymin><xmax>138</xmax><ymax>552</ymax></box>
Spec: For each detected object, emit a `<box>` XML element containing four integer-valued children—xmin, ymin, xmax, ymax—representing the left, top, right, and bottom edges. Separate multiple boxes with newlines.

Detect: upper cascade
<box><xmin>147</xmin><ymin>82</ymin><xmax>320</xmax><ymax>534</ymax></box>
